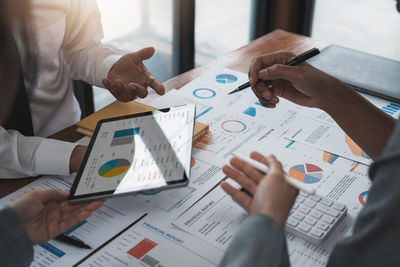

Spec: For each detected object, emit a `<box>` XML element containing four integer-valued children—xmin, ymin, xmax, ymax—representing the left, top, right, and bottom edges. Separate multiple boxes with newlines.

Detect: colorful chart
<box><xmin>243</xmin><ymin>107</ymin><xmax>256</xmax><ymax>117</ymax></box>
<box><xmin>216</xmin><ymin>74</ymin><xmax>238</xmax><ymax>84</ymax></box>
<box><xmin>98</xmin><ymin>158</ymin><xmax>130</xmax><ymax>178</ymax></box>
<box><xmin>191</xmin><ymin>157</ymin><xmax>196</xmax><ymax>167</ymax></box>
<box><xmin>323</xmin><ymin>151</ymin><xmax>339</xmax><ymax>164</ymax></box>
<box><xmin>193</xmin><ymin>131</ymin><xmax>214</xmax><ymax>152</ymax></box>
<box><xmin>255</xmin><ymin>101</ymin><xmax>262</xmax><ymax>106</ymax></box>
<box><xmin>127</xmin><ymin>238</ymin><xmax>157</xmax><ymax>259</ymax></box>
<box><xmin>359</xmin><ymin>191</ymin><xmax>368</xmax><ymax>206</ymax></box>
<box><xmin>193</xmin><ymin>88</ymin><xmax>216</xmax><ymax>99</ymax></box>
<box><xmin>381</xmin><ymin>103</ymin><xmax>400</xmax><ymax>116</ymax></box>
<box><xmin>345</xmin><ymin>134</ymin><xmax>370</xmax><ymax>159</ymax></box>
<box><xmin>221</xmin><ymin>120</ymin><xmax>247</xmax><ymax>133</ymax></box>
<box><xmin>111</xmin><ymin>127</ymin><xmax>139</xmax><ymax>147</ymax></box>
<box><xmin>289</xmin><ymin>163</ymin><xmax>323</xmax><ymax>184</ymax></box>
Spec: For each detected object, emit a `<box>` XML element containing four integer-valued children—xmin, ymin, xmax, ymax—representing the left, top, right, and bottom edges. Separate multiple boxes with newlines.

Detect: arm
<box><xmin>0</xmin><ymin>127</ymin><xmax>86</xmax><ymax>178</ymax></box>
<box><xmin>0</xmin><ymin>206</ymin><xmax>33</xmax><ymax>266</ymax></box>
<box><xmin>219</xmin><ymin>152</ymin><xmax>298</xmax><ymax>267</ymax></box>
<box><xmin>249</xmin><ymin>51</ymin><xmax>396</xmax><ymax>159</ymax></box>
<box><xmin>0</xmin><ymin>127</ymin><xmax>79</xmax><ymax>178</ymax></box>
<box><xmin>62</xmin><ymin>0</ymin><xmax>165</xmax><ymax>101</ymax></box>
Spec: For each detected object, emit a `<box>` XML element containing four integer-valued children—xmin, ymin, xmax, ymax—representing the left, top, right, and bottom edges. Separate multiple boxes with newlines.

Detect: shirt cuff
<box><xmin>95</xmin><ymin>54</ymin><xmax>122</xmax><ymax>88</ymax></box>
<box><xmin>34</xmin><ymin>139</ymin><xmax>79</xmax><ymax>175</ymax></box>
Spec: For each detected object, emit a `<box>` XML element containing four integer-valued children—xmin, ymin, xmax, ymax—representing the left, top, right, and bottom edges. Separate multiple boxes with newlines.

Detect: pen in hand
<box><xmin>232</xmin><ymin>152</ymin><xmax>316</xmax><ymax>195</ymax></box>
<box><xmin>55</xmin><ymin>234</ymin><xmax>92</xmax><ymax>249</ymax></box>
<box><xmin>228</xmin><ymin>47</ymin><xmax>320</xmax><ymax>95</ymax></box>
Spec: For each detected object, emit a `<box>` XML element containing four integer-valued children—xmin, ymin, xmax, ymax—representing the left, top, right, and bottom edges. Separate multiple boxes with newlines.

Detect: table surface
<box><xmin>0</xmin><ymin>29</ymin><xmax>323</xmax><ymax>198</ymax></box>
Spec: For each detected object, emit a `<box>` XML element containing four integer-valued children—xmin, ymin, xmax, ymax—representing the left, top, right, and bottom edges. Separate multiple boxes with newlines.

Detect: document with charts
<box><xmin>0</xmin><ymin>174</ymin><xmax>146</xmax><ymax>267</ymax></box>
<box><xmin>80</xmin><ymin>215</ymin><xmax>223</xmax><ymax>267</ymax></box>
<box><xmin>283</xmin><ymin>93</ymin><xmax>400</xmax><ymax>165</ymax></box>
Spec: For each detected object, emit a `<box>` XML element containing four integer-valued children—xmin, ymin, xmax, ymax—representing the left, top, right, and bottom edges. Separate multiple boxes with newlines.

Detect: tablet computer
<box><xmin>68</xmin><ymin>104</ymin><xmax>195</xmax><ymax>203</ymax></box>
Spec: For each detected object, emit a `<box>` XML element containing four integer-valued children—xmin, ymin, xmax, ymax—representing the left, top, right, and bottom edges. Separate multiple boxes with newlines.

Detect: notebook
<box><xmin>307</xmin><ymin>45</ymin><xmax>400</xmax><ymax>103</ymax></box>
<box><xmin>76</xmin><ymin>101</ymin><xmax>209</xmax><ymax>143</ymax></box>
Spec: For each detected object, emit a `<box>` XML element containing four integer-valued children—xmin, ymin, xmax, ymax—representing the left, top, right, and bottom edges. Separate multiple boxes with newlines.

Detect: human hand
<box><xmin>103</xmin><ymin>47</ymin><xmax>165</xmax><ymax>102</ymax></box>
<box><xmin>221</xmin><ymin>152</ymin><xmax>298</xmax><ymax>227</ymax></box>
<box><xmin>9</xmin><ymin>189</ymin><xmax>103</xmax><ymax>244</ymax></box>
<box><xmin>248</xmin><ymin>50</ymin><xmax>348</xmax><ymax>109</ymax></box>
<box><xmin>69</xmin><ymin>145</ymin><xmax>87</xmax><ymax>173</ymax></box>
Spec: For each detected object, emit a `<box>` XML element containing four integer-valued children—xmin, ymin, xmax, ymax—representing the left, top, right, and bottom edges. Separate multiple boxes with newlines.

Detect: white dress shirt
<box><xmin>0</xmin><ymin>0</ymin><xmax>122</xmax><ymax>178</ymax></box>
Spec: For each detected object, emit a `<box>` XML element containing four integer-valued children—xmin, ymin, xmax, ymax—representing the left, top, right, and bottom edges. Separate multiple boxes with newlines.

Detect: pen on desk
<box><xmin>232</xmin><ymin>152</ymin><xmax>316</xmax><ymax>195</ymax></box>
<box><xmin>55</xmin><ymin>234</ymin><xmax>92</xmax><ymax>249</ymax></box>
<box><xmin>228</xmin><ymin>47</ymin><xmax>320</xmax><ymax>95</ymax></box>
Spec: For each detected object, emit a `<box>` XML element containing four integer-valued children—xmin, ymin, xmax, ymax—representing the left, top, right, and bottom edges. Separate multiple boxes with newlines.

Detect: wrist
<box><xmin>317</xmin><ymin>77</ymin><xmax>354</xmax><ymax>113</ymax></box>
<box><xmin>69</xmin><ymin>145</ymin><xmax>87</xmax><ymax>173</ymax></box>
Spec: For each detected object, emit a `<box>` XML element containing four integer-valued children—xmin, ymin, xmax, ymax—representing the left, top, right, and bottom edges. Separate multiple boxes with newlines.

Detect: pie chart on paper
<box><xmin>98</xmin><ymin>159</ymin><xmax>130</xmax><ymax>178</ymax></box>
<box><xmin>216</xmin><ymin>74</ymin><xmax>238</xmax><ymax>84</ymax></box>
<box><xmin>289</xmin><ymin>163</ymin><xmax>323</xmax><ymax>184</ymax></box>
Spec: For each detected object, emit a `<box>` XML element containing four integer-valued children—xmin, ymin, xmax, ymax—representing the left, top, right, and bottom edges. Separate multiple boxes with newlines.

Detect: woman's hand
<box><xmin>221</xmin><ymin>152</ymin><xmax>298</xmax><ymax>227</ymax></box>
<box><xmin>9</xmin><ymin>189</ymin><xmax>103</xmax><ymax>244</ymax></box>
<box><xmin>248</xmin><ymin>50</ymin><xmax>348</xmax><ymax>110</ymax></box>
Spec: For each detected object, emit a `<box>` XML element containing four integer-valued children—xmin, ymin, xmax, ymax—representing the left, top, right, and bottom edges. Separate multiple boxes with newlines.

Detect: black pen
<box><xmin>55</xmin><ymin>234</ymin><xmax>92</xmax><ymax>249</ymax></box>
<box><xmin>228</xmin><ymin>47</ymin><xmax>320</xmax><ymax>95</ymax></box>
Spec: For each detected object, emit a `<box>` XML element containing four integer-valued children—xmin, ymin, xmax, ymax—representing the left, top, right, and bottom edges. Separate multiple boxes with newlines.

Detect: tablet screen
<box><xmin>70</xmin><ymin>105</ymin><xmax>195</xmax><ymax>200</ymax></box>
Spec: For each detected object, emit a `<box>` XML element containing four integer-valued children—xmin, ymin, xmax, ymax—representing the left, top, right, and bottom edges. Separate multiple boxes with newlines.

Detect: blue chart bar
<box><xmin>255</xmin><ymin>102</ymin><xmax>262</xmax><ymax>107</ymax></box>
<box><xmin>39</xmin><ymin>242</ymin><xmax>66</xmax><ymax>258</ymax></box>
<box><xmin>243</xmin><ymin>107</ymin><xmax>256</xmax><ymax>117</ymax></box>
<box><xmin>195</xmin><ymin>107</ymin><xmax>213</xmax><ymax>119</ymax></box>
<box><xmin>113</xmin><ymin>128</ymin><xmax>140</xmax><ymax>138</ymax></box>
<box><xmin>389</xmin><ymin>103</ymin><xmax>400</xmax><ymax>108</ymax></box>
<box><xmin>382</xmin><ymin>107</ymin><xmax>395</xmax><ymax>115</ymax></box>
<box><xmin>64</xmin><ymin>220</ymin><xmax>87</xmax><ymax>235</ymax></box>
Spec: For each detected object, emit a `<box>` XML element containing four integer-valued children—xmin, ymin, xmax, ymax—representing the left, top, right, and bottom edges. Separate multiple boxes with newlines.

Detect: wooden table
<box><xmin>0</xmin><ymin>29</ymin><xmax>322</xmax><ymax>198</ymax></box>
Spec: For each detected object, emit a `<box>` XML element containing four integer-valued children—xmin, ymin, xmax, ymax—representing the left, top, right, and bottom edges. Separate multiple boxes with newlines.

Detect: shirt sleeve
<box><xmin>61</xmin><ymin>0</ymin><xmax>123</xmax><ymax>88</ymax></box>
<box><xmin>0</xmin><ymin>206</ymin><xmax>33</xmax><ymax>266</ymax></box>
<box><xmin>219</xmin><ymin>213</ymin><xmax>290</xmax><ymax>267</ymax></box>
<box><xmin>0</xmin><ymin>127</ymin><xmax>78</xmax><ymax>178</ymax></box>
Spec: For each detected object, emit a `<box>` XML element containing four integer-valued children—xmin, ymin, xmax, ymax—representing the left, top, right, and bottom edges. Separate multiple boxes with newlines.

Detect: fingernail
<box><xmin>262</xmin><ymin>92</ymin><xmax>270</xmax><ymax>100</ymax></box>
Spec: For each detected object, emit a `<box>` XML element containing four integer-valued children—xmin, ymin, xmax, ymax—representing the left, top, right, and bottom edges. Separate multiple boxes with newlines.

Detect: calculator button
<box><xmin>333</xmin><ymin>202</ymin><xmax>346</xmax><ymax>211</ymax></box>
<box><xmin>322</xmin><ymin>215</ymin><xmax>335</xmax><ymax>225</ymax></box>
<box><xmin>299</xmin><ymin>206</ymin><xmax>311</xmax><ymax>215</ymax></box>
<box><xmin>317</xmin><ymin>222</ymin><xmax>329</xmax><ymax>231</ymax></box>
<box><xmin>308</xmin><ymin>194</ymin><xmax>322</xmax><ymax>202</ymax></box>
<box><xmin>293</xmin><ymin>212</ymin><xmax>305</xmax><ymax>221</ymax></box>
<box><xmin>310</xmin><ymin>210</ymin><xmax>322</xmax><ymax>220</ymax></box>
<box><xmin>293</xmin><ymin>203</ymin><xmax>300</xmax><ymax>210</ymax></box>
<box><xmin>296</xmin><ymin>196</ymin><xmax>305</xmax><ymax>203</ymax></box>
<box><xmin>287</xmin><ymin>218</ymin><xmax>299</xmax><ymax>228</ymax></box>
<box><xmin>321</xmin><ymin>198</ymin><xmax>333</xmax><ymax>207</ymax></box>
<box><xmin>310</xmin><ymin>228</ymin><xmax>324</xmax><ymax>238</ymax></box>
<box><xmin>299</xmin><ymin>223</ymin><xmax>311</xmax><ymax>233</ymax></box>
<box><xmin>304</xmin><ymin>199</ymin><xmax>316</xmax><ymax>208</ymax></box>
<box><xmin>317</xmin><ymin>205</ymin><xmax>340</xmax><ymax>218</ymax></box>
<box><xmin>304</xmin><ymin>217</ymin><xmax>317</xmax><ymax>226</ymax></box>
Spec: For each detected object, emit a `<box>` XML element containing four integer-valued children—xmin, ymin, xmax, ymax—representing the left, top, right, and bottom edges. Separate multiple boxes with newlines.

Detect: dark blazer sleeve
<box><xmin>219</xmin><ymin>213</ymin><xmax>290</xmax><ymax>267</ymax></box>
<box><xmin>0</xmin><ymin>206</ymin><xmax>34</xmax><ymax>267</ymax></box>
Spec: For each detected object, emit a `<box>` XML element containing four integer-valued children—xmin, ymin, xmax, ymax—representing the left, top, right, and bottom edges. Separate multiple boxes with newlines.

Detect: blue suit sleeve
<box><xmin>219</xmin><ymin>213</ymin><xmax>290</xmax><ymax>267</ymax></box>
<box><xmin>0</xmin><ymin>206</ymin><xmax>33</xmax><ymax>266</ymax></box>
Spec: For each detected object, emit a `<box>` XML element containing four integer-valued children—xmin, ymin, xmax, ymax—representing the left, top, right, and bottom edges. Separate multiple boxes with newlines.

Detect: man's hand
<box><xmin>103</xmin><ymin>47</ymin><xmax>165</xmax><ymax>102</ymax></box>
<box><xmin>248</xmin><ymin>50</ymin><xmax>347</xmax><ymax>110</ymax></box>
<box><xmin>221</xmin><ymin>152</ymin><xmax>298</xmax><ymax>227</ymax></box>
<box><xmin>69</xmin><ymin>145</ymin><xmax>87</xmax><ymax>173</ymax></box>
<box><xmin>9</xmin><ymin>189</ymin><xmax>103</xmax><ymax>244</ymax></box>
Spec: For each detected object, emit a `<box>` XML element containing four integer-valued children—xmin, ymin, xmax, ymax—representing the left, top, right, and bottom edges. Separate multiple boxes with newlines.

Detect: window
<box><xmin>195</xmin><ymin>0</ymin><xmax>252</xmax><ymax>66</ymax></box>
<box><xmin>312</xmin><ymin>0</ymin><xmax>400</xmax><ymax>61</ymax></box>
<box><xmin>95</xmin><ymin>0</ymin><xmax>173</xmax><ymax>110</ymax></box>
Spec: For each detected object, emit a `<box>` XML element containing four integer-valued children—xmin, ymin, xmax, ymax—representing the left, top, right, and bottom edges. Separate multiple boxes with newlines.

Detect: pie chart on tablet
<box><xmin>98</xmin><ymin>159</ymin><xmax>130</xmax><ymax>178</ymax></box>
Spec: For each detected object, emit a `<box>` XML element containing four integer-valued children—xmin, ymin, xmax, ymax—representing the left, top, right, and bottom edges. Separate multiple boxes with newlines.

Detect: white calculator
<box><xmin>286</xmin><ymin>192</ymin><xmax>347</xmax><ymax>244</ymax></box>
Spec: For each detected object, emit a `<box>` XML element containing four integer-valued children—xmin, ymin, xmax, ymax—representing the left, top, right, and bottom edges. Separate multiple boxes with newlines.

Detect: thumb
<box><xmin>258</xmin><ymin>64</ymin><xmax>300</xmax><ymax>82</ymax></box>
<box><xmin>133</xmin><ymin>47</ymin><xmax>156</xmax><ymax>61</ymax></box>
